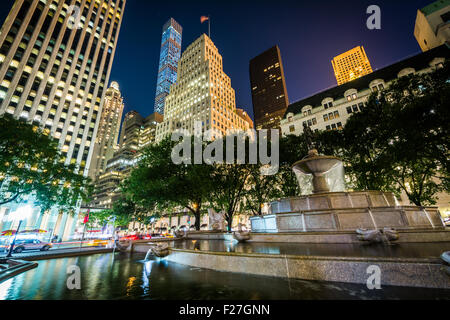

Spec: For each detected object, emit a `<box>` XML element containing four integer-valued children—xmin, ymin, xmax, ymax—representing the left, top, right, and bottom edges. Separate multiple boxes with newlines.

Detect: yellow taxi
<box><xmin>87</xmin><ymin>239</ymin><xmax>110</xmax><ymax>247</ymax></box>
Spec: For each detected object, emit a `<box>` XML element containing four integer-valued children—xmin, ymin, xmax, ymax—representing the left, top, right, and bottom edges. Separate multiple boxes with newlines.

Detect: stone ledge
<box><xmin>247</xmin><ymin>229</ymin><xmax>450</xmax><ymax>244</ymax></box>
<box><xmin>166</xmin><ymin>248</ymin><xmax>450</xmax><ymax>289</ymax></box>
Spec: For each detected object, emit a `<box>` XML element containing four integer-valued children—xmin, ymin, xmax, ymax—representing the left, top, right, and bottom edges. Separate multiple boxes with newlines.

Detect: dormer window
<box><xmin>322</xmin><ymin>98</ymin><xmax>334</xmax><ymax>109</ymax></box>
<box><xmin>430</xmin><ymin>57</ymin><xmax>445</xmax><ymax>69</ymax></box>
<box><xmin>345</xmin><ymin>89</ymin><xmax>357</xmax><ymax>101</ymax></box>
<box><xmin>286</xmin><ymin>112</ymin><xmax>294</xmax><ymax>122</ymax></box>
<box><xmin>370</xmin><ymin>79</ymin><xmax>385</xmax><ymax>92</ymax></box>
<box><xmin>301</xmin><ymin>106</ymin><xmax>313</xmax><ymax>117</ymax></box>
<box><xmin>303</xmin><ymin>109</ymin><xmax>312</xmax><ymax>116</ymax></box>
<box><xmin>398</xmin><ymin>68</ymin><xmax>415</xmax><ymax>78</ymax></box>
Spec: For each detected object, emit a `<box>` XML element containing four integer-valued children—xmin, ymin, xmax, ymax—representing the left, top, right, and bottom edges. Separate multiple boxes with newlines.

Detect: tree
<box><xmin>124</xmin><ymin>137</ymin><xmax>215</xmax><ymax>231</ymax></box>
<box><xmin>333</xmin><ymin>61</ymin><xmax>450</xmax><ymax>205</ymax></box>
<box><xmin>210</xmin><ymin>161</ymin><xmax>250</xmax><ymax>231</ymax></box>
<box><xmin>244</xmin><ymin>163</ymin><xmax>280</xmax><ymax>216</ymax></box>
<box><xmin>0</xmin><ymin>115</ymin><xmax>92</xmax><ymax>212</ymax></box>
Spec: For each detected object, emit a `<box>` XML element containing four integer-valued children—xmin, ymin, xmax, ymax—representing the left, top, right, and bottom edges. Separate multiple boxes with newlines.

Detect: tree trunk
<box><xmin>226</xmin><ymin>214</ymin><xmax>233</xmax><ymax>232</ymax></box>
<box><xmin>194</xmin><ymin>208</ymin><xmax>201</xmax><ymax>231</ymax></box>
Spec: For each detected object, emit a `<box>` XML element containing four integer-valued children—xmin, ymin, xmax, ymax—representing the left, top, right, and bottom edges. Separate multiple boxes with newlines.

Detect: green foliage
<box><xmin>124</xmin><ymin>137</ymin><xmax>215</xmax><ymax>230</ymax></box>
<box><xmin>0</xmin><ymin>115</ymin><xmax>92</xmax><ymax>213</ymax></box>
<box><xmin>208</xmin><ymin>138</ymin><xmax>251</xmax><ymax>230</ymax></box>
<box><xmin>315</xmin><ymin>61</ymin><xmax>450</xmax><ymax>206</ymax></box>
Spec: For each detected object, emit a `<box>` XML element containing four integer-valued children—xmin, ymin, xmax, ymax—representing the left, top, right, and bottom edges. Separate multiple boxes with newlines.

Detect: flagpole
<box><xmin>208</xmin><ymin>15</ymin><xmax>210</xmax><ymax>38</ymax></box>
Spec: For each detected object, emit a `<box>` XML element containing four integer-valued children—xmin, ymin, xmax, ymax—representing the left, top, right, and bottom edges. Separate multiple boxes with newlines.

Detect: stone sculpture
<box><xmin>174</xmin><ymin>228</ymin><xmax>186</xmax><ymax>239</ymax></box>
<box><xmin>356</xmin><ymin>228</ymin><xmax>399</xmax><ymax>244</ymax></box>
<box><xmin>208</xmin><ymin>208</ymin><xmax>225</xmax><ymax>231</ymax></box>
<box><xmin>302</xmin><ymin>122</ymin><xmax>315</xmax><ymax>151</ymax></box>
<box><xmin>441</xmin><ymin>251</ymin><xmax>450</xmax><ymax>276</ymax></box>
<box><xmin>150</xmin><ymin>243</ymin><xmax>170</xmax><ymax>258</ymax></box>
<box><xmin>233</xmin><ymin>223</ymin><xmax>251</xmax><ymax>242</ymax></box>
<box><xmin>115</xmin><ymin>240</ymin><xmax>132</xmax><ymax>252</ymax></box>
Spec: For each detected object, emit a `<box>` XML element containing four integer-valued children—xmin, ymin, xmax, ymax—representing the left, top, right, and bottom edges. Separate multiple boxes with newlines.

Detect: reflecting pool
<box><xmin>1</xmin><ymin>253</ymin><xmax>449</xmax><ymax>300</ymax></box>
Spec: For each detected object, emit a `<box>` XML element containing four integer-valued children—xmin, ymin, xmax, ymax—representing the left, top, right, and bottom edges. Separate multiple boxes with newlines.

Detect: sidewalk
<box><xmin>0</xmin><ymin>246</ymin><xmax>113</xmax><ymax>261</ymax></box>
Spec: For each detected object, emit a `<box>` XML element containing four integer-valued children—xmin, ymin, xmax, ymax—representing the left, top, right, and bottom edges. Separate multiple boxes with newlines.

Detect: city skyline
<box><xmin>0</xmin><ymin>0</ymin><xmax>435</xmax><ymax>121</ymax></box>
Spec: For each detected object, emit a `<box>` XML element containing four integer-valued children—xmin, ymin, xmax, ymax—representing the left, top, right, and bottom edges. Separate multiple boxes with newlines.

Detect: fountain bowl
<box><xmin>292</xmin><ymin>149</ymin><xmax>342</xmax><ymax>194</ymax></box>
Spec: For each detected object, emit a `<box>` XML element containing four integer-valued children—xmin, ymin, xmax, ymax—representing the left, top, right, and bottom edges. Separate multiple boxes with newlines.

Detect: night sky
<box><xmin>0</xmin><ymin>0</ymin><xmax>435</xmax><ymax>120</ymax></box>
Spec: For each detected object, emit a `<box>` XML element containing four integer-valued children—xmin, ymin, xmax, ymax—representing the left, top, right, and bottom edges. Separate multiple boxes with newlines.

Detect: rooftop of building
<box><xmin>420</xmin><ymin>0</ymin><xmax>450</xmax><ymax>16</ymax></box>
<box><xmin>332</xmin><ymin>46</ymin><xmax>365</xmax><ymax>60</ymax></box>
<box><xmin>285</xmin><ymin>44</ymin><xmax>450</xmax><ymax>117</ymax></box>
<box><xmin>249</xmin><ymin>45</ymin><xmax>280</xmax><ymax>63</ymax></box>
<box><xmin>162</xmin><ymin>17</ymin><xmax>183</xmax><ymax>34</ymax></box>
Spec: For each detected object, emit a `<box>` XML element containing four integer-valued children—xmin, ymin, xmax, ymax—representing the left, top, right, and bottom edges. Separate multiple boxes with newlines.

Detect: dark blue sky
<box><xmin>0</xmin><ymin>0</ymin><xmax>434</xmax><ymax>119</ymax></box>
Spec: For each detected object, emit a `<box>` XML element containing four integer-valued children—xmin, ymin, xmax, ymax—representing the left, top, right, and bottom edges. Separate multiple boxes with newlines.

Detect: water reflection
<box><xmin>0</xmin><ymin>253</ymin><xmax>448</xmax><ymax>300</ymax></box>
<box><xmin>173</xmin><ymin>240</ymin><xmax>449</xmax><ymax>259</ymax></box>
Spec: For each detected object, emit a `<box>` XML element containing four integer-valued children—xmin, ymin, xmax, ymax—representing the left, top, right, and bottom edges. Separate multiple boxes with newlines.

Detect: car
<box><xmin>87</xmin><ymin>239</ymin><xmax>110</xmax><ymax>247</ymax></box>
<box><xmin>9</xmin><ymin>239</ymin><xmax>52</xmax><ymax>253</ymax></box>
<box><xmin>162</xmin><ymin>233</ymin><xmax>174</xmax><ymax>238</ymax></box>
<box><xmin>120</xmin><ymin>235</ymin><xmax>139</xmax><ymax>241</ymax></box>
<box><xmin>444</xmin><ymin>217</ymin><xmax>450</xmax><ymax>227</ymax></box>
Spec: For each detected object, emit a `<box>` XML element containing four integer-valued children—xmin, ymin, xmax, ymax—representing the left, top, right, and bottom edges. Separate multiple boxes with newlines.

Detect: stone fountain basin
<box><xmin>292</xmin><ymin>156</ymin><xmax>341</xmax><ymax>175</ymax></box>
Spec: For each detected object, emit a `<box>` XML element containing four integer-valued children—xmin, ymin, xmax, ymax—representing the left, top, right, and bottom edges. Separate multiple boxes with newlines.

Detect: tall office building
<box><xmin>156</xmin><ymin>34</ymin><xmax>253</xmax><ymax>142</ymax></box>
<box><xmin>0</xmin><ymin>0</ymin><xmax>125</xmax><ymax>241</ymax></box>
<box><xmin>89</xmin><ymin>81</ymin><xmax>124</xmax><ymax>180</ymax></box>
<box><xmin>249</xmin><ymin>45</ymin><xmax>289</xmax><ymax>130</ymax></box>
<box><xmin>90</xmin><ymin>110</ymin><xmax>163</xmax><ymax>208</ymax></box>
<box><xmin>332</xmin><ymin>46</ymin><xmax>373</xmax><ymax>85</ymax></box>
<box><xmin>414</xmin><ymin>0</ymin><xmax>450</xmax><ymax>52</ymax></box>
<box><xmin>0</xmin><ymin>0</ymin><xmax>126</xmax><ymax>175</ymax></box>
<box><xmin>154</xmin><ymin>18</ymin><xmax>182</xmax><ymax>115</ymax></box>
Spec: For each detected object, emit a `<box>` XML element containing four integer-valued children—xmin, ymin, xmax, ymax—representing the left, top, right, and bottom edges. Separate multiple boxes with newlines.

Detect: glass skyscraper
<box><xmin>154</xmin><ymin>18</ymin><xmax>182</xmax><ymax>115</ymax></box>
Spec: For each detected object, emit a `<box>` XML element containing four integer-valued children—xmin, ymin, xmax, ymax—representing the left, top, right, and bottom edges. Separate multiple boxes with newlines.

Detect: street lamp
<box><xmin>6</xmin><ymin>205</ymin><xmax>33</xmax><ymax>258</ymax></box>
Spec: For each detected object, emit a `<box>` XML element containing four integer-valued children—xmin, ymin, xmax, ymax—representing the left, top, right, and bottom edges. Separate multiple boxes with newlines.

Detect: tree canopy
<box><xmin>0</xmin><ymin>115</ymin><xmax>92</xmax><ymax>213</ymax></box>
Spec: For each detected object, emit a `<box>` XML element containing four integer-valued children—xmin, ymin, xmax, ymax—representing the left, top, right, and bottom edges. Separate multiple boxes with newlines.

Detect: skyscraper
<box><xmin>332</xmin><ymin>46</ymin><xmax>373</xmax><ymax>85</ymax></box>
<box><xmin>154</xmin><ymin>18</ymin><xmax>182</xmax><ymax>115</ymax></box>
<box><xmin>249</xmin><ymin>45</ymin><xmax>289</xmax><ymax>130</ymax></box>
<box><xmin>0</xmin><ymin>0</ymin><xmax>125</xmax><ymax>241</ymax></box>
<box><xmin>414</xmin><ymin>0</ymin><xmax>450</xmax><ymax>52</ymax></box>
<box><xmin>0</xmin><ymin>0</ymin><xmax>126</xmax><ymax>176</ymax></box>
<box><xmin>89</xmin><ymin>81</ymin><xmax>124</xmax><ymax>180</ymax></box>
<box><xmin>90</xmin><ymin>110</ymin><xmax>163</xmax><ymax>208</ymax></box>
<box><xmin>155</xmin><ymin>34</ymin><xmax>252</xmax><ymax>142</ymax></box>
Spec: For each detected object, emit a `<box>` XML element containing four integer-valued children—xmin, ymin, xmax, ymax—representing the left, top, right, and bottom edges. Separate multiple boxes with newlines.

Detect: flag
<box><xmin>201</xmin><ymin>16</ymin><xmax>209</xmax><ymax>24</ymax></box>
<box><xmin>83</xmin><ymin>210</ymin><xmax>90</xmax><ymax>224</ymax></box>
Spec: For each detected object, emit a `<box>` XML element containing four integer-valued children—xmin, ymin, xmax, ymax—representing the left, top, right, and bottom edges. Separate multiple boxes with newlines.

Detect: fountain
<box><xmin>293</xmin><ymin>149</ymin><xmax>341</xmax><ymax>194</ymax></box>
<box><xmin>250</xmin><ymin>124</ymin><xmax>446</xmax><ymax>236</ymax></box>
<box><xmin>139</xmin><ymin>125</ymin><xmax>449</xmax><ymax>289</ymax></box>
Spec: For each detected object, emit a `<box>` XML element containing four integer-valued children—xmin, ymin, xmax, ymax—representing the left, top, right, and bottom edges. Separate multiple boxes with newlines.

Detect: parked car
<box><xmin>444</xmin><ymin>217</ymin><xmax>450</xmax><ymax>227</ymax></box>
<box><xmin>8</xmin><ymin>239</ymin><xmax>52</xmax><ymax>253</ymax></box>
